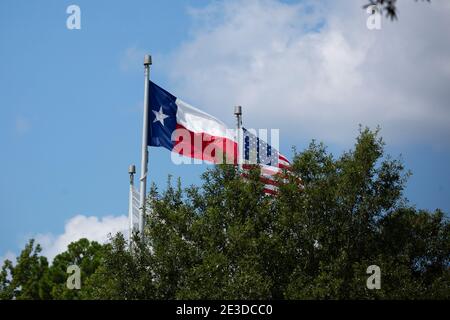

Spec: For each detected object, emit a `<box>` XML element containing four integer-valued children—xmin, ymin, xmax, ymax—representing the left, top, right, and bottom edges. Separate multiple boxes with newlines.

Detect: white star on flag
<box><xmin>152</xmin><ymin>107</ymin><xmax>169</xmax><ymax>126</ymax></box>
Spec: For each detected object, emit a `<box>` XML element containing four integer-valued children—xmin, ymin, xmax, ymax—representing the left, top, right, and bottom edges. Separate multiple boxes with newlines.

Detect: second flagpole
<box><xmin>234</xmin><ymin>105</ymin><xmax>242</xmax><ymax>170</ymax></box>
<box><xmin>139</xmin><ymin>54</ymin><xmax>152</xmax><ymax>237</ymax></box>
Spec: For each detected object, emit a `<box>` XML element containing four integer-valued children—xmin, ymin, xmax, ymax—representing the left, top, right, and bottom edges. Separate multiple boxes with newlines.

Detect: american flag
<box><xmin>241</xmin><ymin>128</ymin><xmax>299</xmax><ymax>195</ymax></box>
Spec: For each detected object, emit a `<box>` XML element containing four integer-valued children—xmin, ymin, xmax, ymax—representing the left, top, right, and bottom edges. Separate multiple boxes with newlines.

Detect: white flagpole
<box><xmin>139</xmin><ymin>54</ymin><xmax>152</xmax><ymax>237</ymax></box>
<box><xmin>234</xmin><ymin>105</ymin><xmax>242</xmax><ymax>170</ymax></box>
<box><xmin>128</xmin><ymin>164</ymin><xmax>136</xmax><ymax>246</ymax></box>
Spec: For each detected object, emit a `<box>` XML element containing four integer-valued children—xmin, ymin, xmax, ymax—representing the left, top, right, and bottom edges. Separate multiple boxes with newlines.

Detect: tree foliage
<box><xmin>0</xmin><ymin>240</ymin><xmax>50</xmax><ymax>300</ymax></box>
<box><xmin>1</xmin><ymin>128</ymin><xmax>449</xmax><ymax>299</ymax></box>
<box><xmin>0</xmin><ymin>238</ymin><xmax>105</xmax><ymax>300</ymax></box>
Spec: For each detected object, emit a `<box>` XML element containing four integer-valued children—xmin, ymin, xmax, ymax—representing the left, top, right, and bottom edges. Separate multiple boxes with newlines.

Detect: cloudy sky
<box><xmin>1</xmin><ymin>0</ymin><xmax>449</xmax><ymax>264</ymax></box>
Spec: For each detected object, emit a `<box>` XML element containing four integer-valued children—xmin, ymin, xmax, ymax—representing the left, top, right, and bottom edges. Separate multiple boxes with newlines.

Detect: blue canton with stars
<box><xmin>148</xmin><ymin>81</ymin><xmax>178</xmax><ymax>151</ymax></box>
<box><xmin>243</xmin><ymin>127</ymin><xmax>279</xmax><ymax>166</ymax></box>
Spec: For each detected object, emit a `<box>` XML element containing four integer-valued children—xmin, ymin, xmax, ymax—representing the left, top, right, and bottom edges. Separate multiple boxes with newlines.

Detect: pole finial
<box><xmin>144</xmin><ymin>54</ymin><xmax>152</xmax><ymax>66</ymax></box>
<box><xmin>129</xmin><ymin>164</ymin><xmax>136</xmax><ymax>184</ymax></box>
<box><xmin>234</xmin><ymin>105</ymin><xmax>242</xmax><ymax>115</ymax></box>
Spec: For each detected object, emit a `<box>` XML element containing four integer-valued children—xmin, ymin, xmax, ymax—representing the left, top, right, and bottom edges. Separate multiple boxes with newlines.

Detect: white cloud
<box><xmin>0</xmin><ymin>251</ymin><xmax>16</xmax><ymax>268</ymax></box>
<box><xmin>34</xmin><ymin>214</ymin><xmax>128</xmax><ymax>262</ymax></box>
<box><xmin>165</xmin><ymin>0</ymin><xmax>450</xmax><ymax>147</ymax></box>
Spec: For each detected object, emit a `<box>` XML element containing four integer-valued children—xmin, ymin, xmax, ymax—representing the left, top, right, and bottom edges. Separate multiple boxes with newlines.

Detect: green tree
<box><xmin>48</xmin><ymin>238</ymin><xmax>106</xmax><ymax>299</ymax></box>
<box><xmin>0</xmin><ymin>238</ymin><xmax>108</xmax><ymax>300</ymax></box>
<box><xmin>2</xmin><ymin>127</ymin><xmax>449</xmax><ymax>300</ymax></box>
<box><xmin>82</xmin><ymin>233</ymin><xmax>155</xmax><ymax>299</ymax></box>
<box><xmin>0</xmin><ymin>260</ymin><xmax>14</xmax><ymax>299</ymax></box>
<box><xmin>86</xmin><ymin>127</ymin><xmax>448</xmax><ymax>300</ymax></box>
<box><xmin>0</xmin><ymin>240</ymin><xmax>51</xmax><ymax>299</ymax></box>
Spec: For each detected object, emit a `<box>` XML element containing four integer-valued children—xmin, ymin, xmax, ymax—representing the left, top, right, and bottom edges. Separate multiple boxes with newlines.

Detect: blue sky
<box><xmin>1</xmin><ymin>0</ymin><xmax>449</xmax><ymax>261</ymax></box>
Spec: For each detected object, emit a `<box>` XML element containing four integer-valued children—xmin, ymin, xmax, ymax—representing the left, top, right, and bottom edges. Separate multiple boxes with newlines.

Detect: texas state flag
<box><xmin>148</xmin><ymin>81</ymin><xmax>237</xmax><ymax>164</ymax></box>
